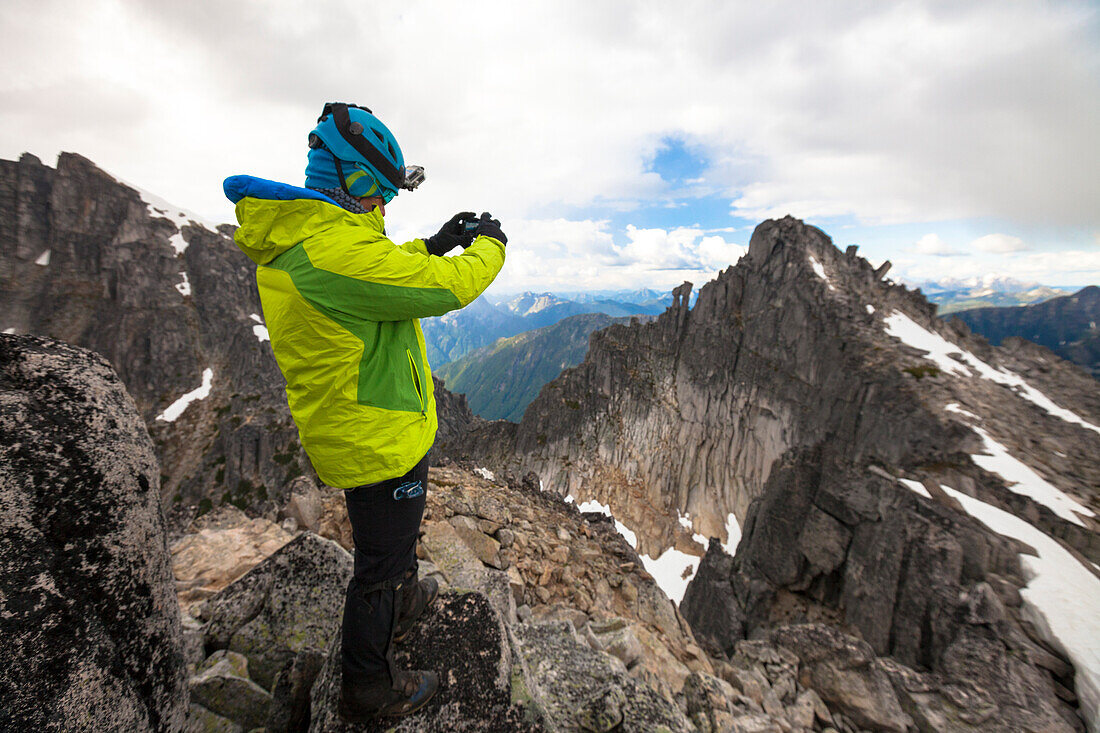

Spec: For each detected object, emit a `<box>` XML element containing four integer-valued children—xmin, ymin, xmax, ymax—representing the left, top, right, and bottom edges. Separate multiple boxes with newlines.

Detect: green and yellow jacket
<box><xmin>224</xmin><ymin>175</ymin><xmax>505</xmax><ymax>488</ymax></box>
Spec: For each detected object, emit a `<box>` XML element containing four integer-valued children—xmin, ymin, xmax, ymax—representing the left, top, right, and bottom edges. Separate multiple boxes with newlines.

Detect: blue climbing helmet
<box><xmin>304</xmin><ymin>102</ymin><xmax>424</xmax><ymax>203</ymax></box>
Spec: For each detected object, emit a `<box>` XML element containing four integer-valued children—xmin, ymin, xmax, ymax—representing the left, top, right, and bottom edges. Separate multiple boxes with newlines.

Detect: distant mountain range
<box><xmin>435</xmin><ymin>278</ymin><xmax>1092</xmax><ymax>422</ymax></box>
<box><xmin>909</xmin><ymin>276</ymin><xmax>1071</xmax><ymax>314</ymax></box>
<box><xmin>951</xmin><ymin>286</ymin><xmax>1100</xmax><ymax>379</ymax></box>
<box><xmin>422</xmin><ymin>290</ymin><xmax>668</xmax><ymax>365</ymax></box>
<box><xmin>435</xmin><ymin>312</ymin><xmax>649</xmax><ymax>422</ymax></box>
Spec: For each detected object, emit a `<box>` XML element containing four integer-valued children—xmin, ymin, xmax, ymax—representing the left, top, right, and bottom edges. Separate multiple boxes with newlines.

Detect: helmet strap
<box><xmin>331</xmin><ymin>155</ymin><xmax>352</xmax><ymax>196</ymax></box>
<box><xmin>324</xmin><ymin>102</ymin><xmax>404</xmax><ymax>190</ymax></box>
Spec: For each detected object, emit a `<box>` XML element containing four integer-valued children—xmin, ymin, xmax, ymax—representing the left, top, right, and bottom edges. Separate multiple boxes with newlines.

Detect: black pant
<box><xmin>341</xmin><ymin>452</ymin><xmax>429</xmax><ymax>681</ymax></box>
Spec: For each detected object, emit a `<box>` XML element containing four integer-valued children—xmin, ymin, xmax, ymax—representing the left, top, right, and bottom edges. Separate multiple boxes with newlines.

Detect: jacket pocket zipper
<box><xmin>406</xmin><ymin>349</ymin><xmax>426</xmax><ymax>417</ymax></box>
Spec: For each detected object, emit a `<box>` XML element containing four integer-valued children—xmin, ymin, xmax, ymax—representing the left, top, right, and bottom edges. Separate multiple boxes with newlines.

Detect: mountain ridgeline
<box><xmin>3</xmin><ymin>152</ymin><xmax>1100</xmax><ymax>730</ymax></box>
<box><xmin>422</xmin><ymin>289</ymin><xmax>667</xmax><ymax>365</ymax></box>
<box><xmin>453</xmin><ymin>217</ymin><xmax>1100</xmax><ymax>728</ymax></box>
<box><xmin>457</xmin><ymin>218</ymin><xmax>1099</xmax><ymax>558</ymax></box>
<box><xmin>917</xmin><ymin>277</ymin><xmax>1070</xmax><ymax>314</ymax></box>
<box><xmin>0</xmin><ymin>153</ymin><xmax>308</xmax><ymax>521</ymax></box>
<box><xmin>950</xmin><ymin>286</ymin><xmax>1100</xmax><ymax>379</ymax></box>
<box><xmin>437</xmin><ymin>312</ymin><xmax>652</xmax><ymax>422</ymax></box>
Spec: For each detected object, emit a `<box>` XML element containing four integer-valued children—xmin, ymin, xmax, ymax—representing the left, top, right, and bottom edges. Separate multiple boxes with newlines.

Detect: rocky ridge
<box><xmin>452</xmin><ymin>217</ymin><xmax>1100</xmax><ymax>729</ymax></box>
<box><xmin>951</xmin><ymin>285</ymin><xmax>1100</xmax><ymax>379</ymax></box>
<box><xmin>179</xmin><ymin>460</ymin><xmax>1002</xmax><ymax>732</ymax></box>
<box><xmin>457</xmin><ymin>217</ymin><xmax>1099</xmax><ymax>561</ymax></box>
<box><xmin>0</xmin><ymin>152</ymin><xmax>308</xmax><ymax>523</ymax></box>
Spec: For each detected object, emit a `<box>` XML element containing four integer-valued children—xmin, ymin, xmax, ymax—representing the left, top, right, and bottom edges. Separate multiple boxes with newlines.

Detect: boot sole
<box><xmin>338</xmin><ymin>682</ymin><xmax>439</xmax><ymax>721</ymax></box>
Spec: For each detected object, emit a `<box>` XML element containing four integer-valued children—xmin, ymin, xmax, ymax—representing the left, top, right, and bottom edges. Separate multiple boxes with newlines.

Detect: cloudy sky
<box><xmin>2</xmin><ymin>0</ymin><xmax>1098</xmax><ymax>296</ymax></box>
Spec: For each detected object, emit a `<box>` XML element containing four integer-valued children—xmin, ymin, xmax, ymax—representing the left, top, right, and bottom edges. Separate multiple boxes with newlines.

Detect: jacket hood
<box><xmin>223</xmin><ymin>175</ymin><xmax>383</xmax><ymax>265</ymax></box>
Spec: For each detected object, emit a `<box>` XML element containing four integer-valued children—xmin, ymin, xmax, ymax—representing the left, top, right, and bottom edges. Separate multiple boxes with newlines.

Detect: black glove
<box><xmin>424</xmin><ymin>211</ymin><xmax>477</xmax><ymax>256</ymax></box>
<box><xmin>474</xmin><ymin>211</ymin><xmax>507</xmax><ymax>246</ymax></box>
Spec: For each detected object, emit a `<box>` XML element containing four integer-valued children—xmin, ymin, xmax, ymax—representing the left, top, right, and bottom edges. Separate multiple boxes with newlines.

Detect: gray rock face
<box><xmin>682</xmin><ymin>447</ymin><xmax>1081</xmax><ymax>731</ymax></box>
<box><xmin>196</xmin><ymin>532</ymin><xmax>353</xmax><ymax>690</ymax></box>
<box><xmin>770</xmin><ymin>625</ymin><xmax>911</xmax><ymax>732</ymax></box>
<box><xmin>189</xmin><ymin>650</ymin><xmax>272</xmax><ymax>730</ymax></box>
<box><xmin>309</xmin><ymin>591</ymin><xmax>538</xmax><ymax>732</ymax></box>
<box><xmin>0</xmin><ymin>152</ymin><xmax>307</xmax><ymax>521</ymax></box>
<box><xmin>0</xmin><ymin>334</ymin><xmax>186</xmax><ymax>731</ymax></box>
<box><xmin>513</xmin><ymin>620</ymin><xmax>692</xmax><ymax>732</ymax></box>
<box><xmin>460</xmin><ymin>217</ymin><xmax>1099</xmax><ymax>563</ymax></box>
<box><xmin>432</xmin><ymin>375</ymin><xmax>476</xmax><ymax>459</ymax></box>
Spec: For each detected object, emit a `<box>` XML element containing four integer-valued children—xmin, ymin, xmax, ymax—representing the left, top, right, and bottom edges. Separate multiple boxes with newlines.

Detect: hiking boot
<box><xmin>338</xmin><ymin>668</ymin><xmax>439</xmax><ymax>721</ymax></box>
<box><xmin>394</xmin><ymin>576</ymin><xmax>439</xmax><ymax>642</ymax></box>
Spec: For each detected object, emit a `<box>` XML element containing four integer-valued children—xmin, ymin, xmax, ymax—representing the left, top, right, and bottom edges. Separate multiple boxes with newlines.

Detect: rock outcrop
<box><xmin>310</xmin><ymin>592</ymin><xmax>539</xmax><ymax>732</ymax></box>
<box><xmin>0</xmin><ymin>152</ymin><xmax>308</xmax><ymax>522</ymax></box>
<box><xmin>0</xmin><ymin>334</ymin><xmax>187</xmax><ymax>731</ymax></box>
<box><xmin>195</xmin><ymin>533</ymin><xmax>353</xmax><ymax>690</ymax></box>
<box><xmin>683</xmin><ymin>446</ymin><xmax>1083</xmax><ymax>730</ymax></box>
<box><xmin>171</xmin><ymin>504</ymin><xmax>295</xmax><ymax>611</ymax></box>
<box><xmin>458</xmin><ymin>217</ymin><xmax>1099</xmax><ymax>561</ymax></box>
<box><xmin>173</xmin><ymin>464</ymin><xmax>739</xmax><ymax>730</ymax></box>
<box><xmin>453</xmin><ymin>216</ymin><xmax>1099</xmax><ymax>728</ymax></box>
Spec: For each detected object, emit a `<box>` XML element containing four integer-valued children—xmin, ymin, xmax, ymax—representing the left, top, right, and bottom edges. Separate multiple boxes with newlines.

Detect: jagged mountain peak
<box><xmin>460</xmin><ymin>213</ymin><xmax>1098</xmax><ymax>580</ymax></box>
<box><xmin>456</xmin><ymin>214</ymin><xmax>1100</xmax><ymax>728</ymax></box>
<box><xmin>504</xmin><ymin>290</ymin><xmax>570</xmax><ymax>317</ymax></box>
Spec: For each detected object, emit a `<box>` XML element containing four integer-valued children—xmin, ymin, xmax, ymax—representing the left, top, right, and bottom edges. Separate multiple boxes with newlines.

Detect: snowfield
<box><xmin>885</xmin><ymin>310</ymin><xmax>1100</xmax><ymax>435</ymax></box>
<box><xmin>968</xmin><ymin>426</ymin><xmax>1094</xmax><ymax>526</ymax></box>
<box><xmin>943</xmin><ymin>403</ymin><xmax>1093</xmax><ymax>525</ymax></box>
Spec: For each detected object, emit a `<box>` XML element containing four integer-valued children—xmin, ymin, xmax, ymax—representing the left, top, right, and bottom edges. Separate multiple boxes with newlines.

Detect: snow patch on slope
<box><xmin>898</xmin><ymin>478</ymin><xmax>931</xmax><ymax>498</ymax></box>
<box><xmin>896</xmin><ymin>481</ymin><xmax>1100</xmax><ymax>731</ymax></box>
<box><xmin>169</xmin><ymin>231</ymin><xmax>188</xmax><ymax>256</ymax></box>
<box><xmin>156</xmin><ymin>368</ymin><xmax>214</xmax><ymax>422</ymax></box>
<box><xmin>134</xmin><ymin>185</ymin><xmax>221</xmax><ymax>232</ymax></box>
<box><xmin>808</xmin><ymin>255</ymin><xmax>835</xmax><ymax>291</ymax></box>
<box><xmin>945</xmin><ymin>402</ymin><xmax>981</xmax><ymax>421</ymax></box>
<box><xmin>569</xmin><ymin>495</ymin><xmax>700</xmax><ymax>604</ymax></box>
<box><xmin>175</xmin><ymin>272</ymin><xmax>191</xmax><ymax>297</ymax></box>
<box><xmin>640</xmin><ymin>548</ymin><xmax>701</xmax><ymax>605</ymax></box>
<box><xmin>969</xmin><ymin>427</ymin><xmax>1093</xmax><ymax>526</ymax></box>
<box><xmin>249</xmin><ymin>313</ymin><xmax>269</xmax><ymax>343</ymax></box>
<box><xmin>724</xmin><ymin>513</ymin><xmax>742</xmax><ymax>555</ymax></box>
<box><xmin>884</xmin><ymin>310</ymin><xmax>1100</xmax><ymax>435</ymax></box>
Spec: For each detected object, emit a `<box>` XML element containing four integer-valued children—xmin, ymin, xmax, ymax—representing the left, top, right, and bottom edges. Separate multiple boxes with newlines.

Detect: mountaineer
<box><xmin>222</xmin><ymin>102</ymin><xmax>506</xmax><ymax>720</ymax></box>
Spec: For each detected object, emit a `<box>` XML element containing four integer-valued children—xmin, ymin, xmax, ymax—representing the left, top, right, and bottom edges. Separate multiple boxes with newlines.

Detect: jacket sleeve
<box><xmin>322</xmin><ymin>234</ymin><xmax>506</xmax><ymax>322</ymax></box>
<box><xmin>397</xmin><ymin>239</ymin><xmax>429</xmax><ymax>256</ymax></box>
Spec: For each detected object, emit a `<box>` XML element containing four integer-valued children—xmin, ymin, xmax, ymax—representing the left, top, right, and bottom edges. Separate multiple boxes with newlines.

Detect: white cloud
<box><xmin>896</xmin><ymin>249</ymin><xmax>1100</xmax><ymax>286</ymax></box>
<box><xmin>1</xmin><ymin>1</ymin><xmax>1097</xmax><ymax>291</ymax></box>
<box><xmin>469</xmin><ymin>220</ymin><xmax>746</xmax><ymax>296</ymax></box>
<box><xmin>971</xmin><ymin>233</ymin><xmax>1029</xmax><ymax>253</ymax></box>
<box><xmin>913</xmin><ymin>233</ymin><xmax>960</xmax><ymax>256</ymax></box>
